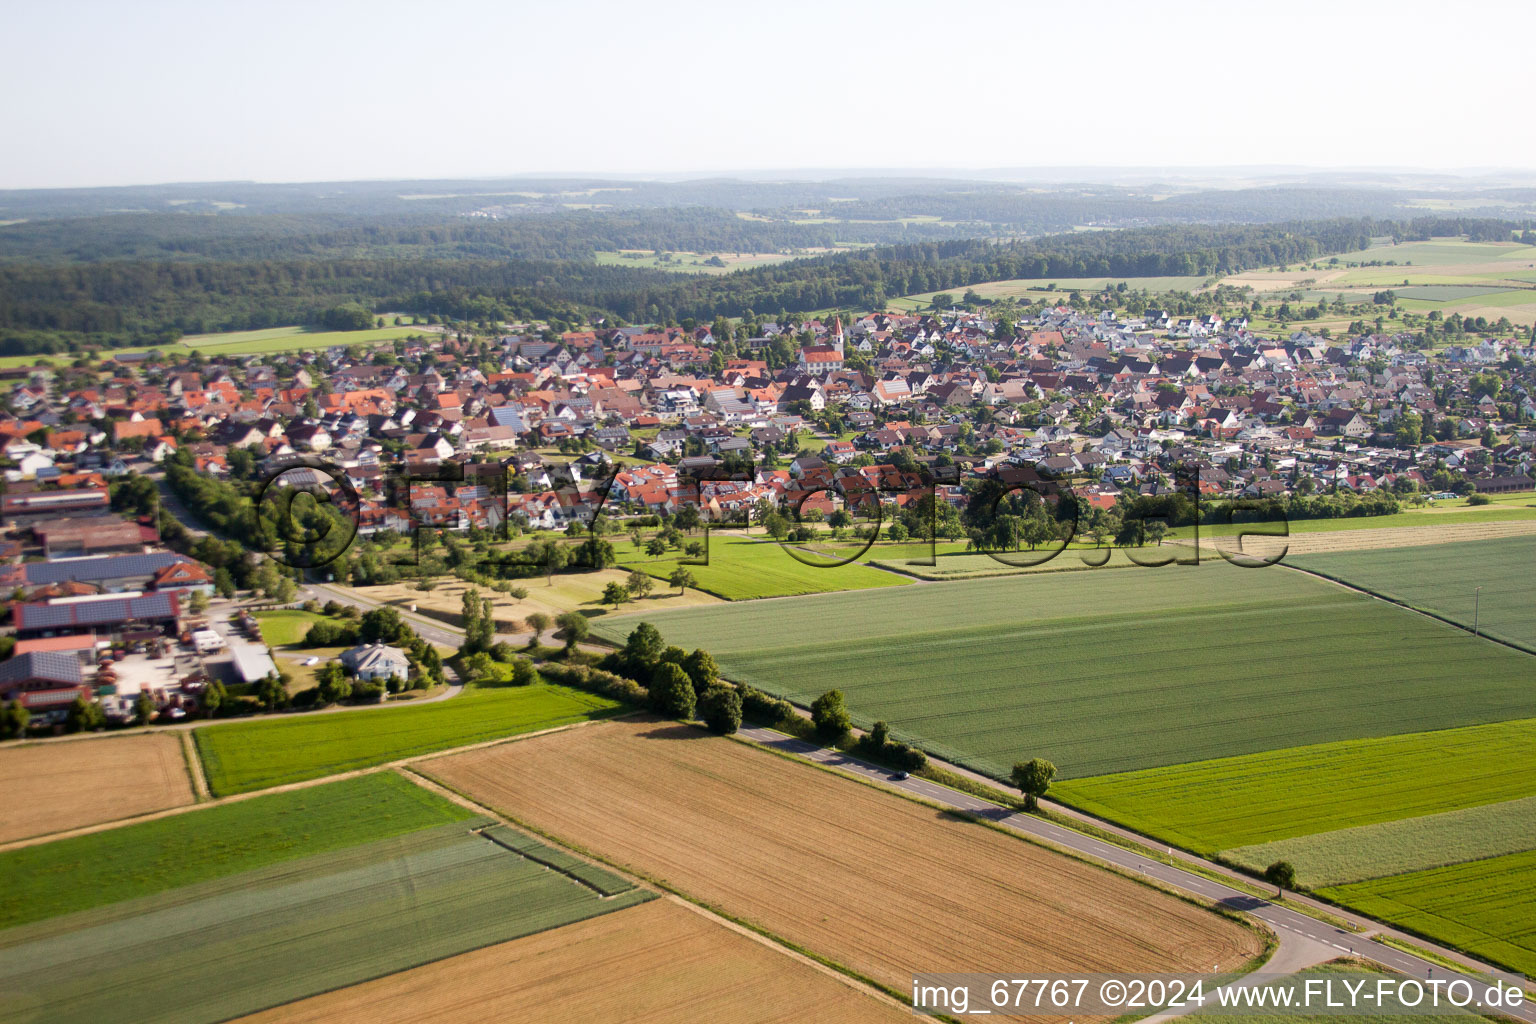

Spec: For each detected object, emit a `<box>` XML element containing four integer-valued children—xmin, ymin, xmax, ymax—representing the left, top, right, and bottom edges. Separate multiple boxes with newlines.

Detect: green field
<box><xmin>0</xmin><ymin>823</ymin><xmax>651</xmax><ymax>1024</ymax></box>
<box><xmin>194</xmin><ymin>682</ymin><xmax>623</xmax><ymax>795</ymax></box>
<box><xmin>590</xmin><ymin>564</ymin><xmax>1536</xmax><ymax>780</ymax></box>
<box><xmin>871</xmin><ymin>546</ymin><xmax>1154</xmax><ymax>578</ymax></box>
<box><xmin>1052</xmin><ymin>717</ymin><xmax>1536</xmax><ymax>853</ymax></box>
<box><xmin>1225</xmin><ymin>794</ymin><xmax>1536</xmax><ymax>888</ymax></box>
<box><xmin>0</xmin><ymin>772</ymin><xmax>474</xmax><ymax>929</ymax></box>
<box><xmin>614</xmin><ymin>535</ymin><xmax>910</xmax><ymax>600</ymax></box>
<box><xmin>1320</xmin><ymin>850</ymin><xmax>1536</xmax><ymax>979</ymax></box>
<box><xmin>1289</xmin><ymin>535</ymin><xmax>1536</xmax><ymax>652</ymax></box>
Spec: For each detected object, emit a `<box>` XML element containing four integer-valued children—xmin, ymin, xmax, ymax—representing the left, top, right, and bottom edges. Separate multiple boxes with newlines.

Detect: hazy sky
<box><xmin>4</xmin><ymin>0</ymin><xmax>1533</xmax><ymax>190</ymax></box>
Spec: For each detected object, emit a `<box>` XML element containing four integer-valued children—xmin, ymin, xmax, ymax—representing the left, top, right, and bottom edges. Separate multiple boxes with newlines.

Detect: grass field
<box><xmin>0</xmin><ymin>772</ymin><xmax>473</xmax><ymax>929</ymax></box>
<box><xmin>353</xmin><ymin>569</ymin><xmax>720</xmax><ymax>633</ymax></box>
<box><xmin>0</xmin><ymin>324</ymin><xmax>432</xmax><ymax>369</ymax></box>
<box><xmin>1225</xmin><ymin>794</ymin><xmax>1536</xmax><ymax>888</ymax></box>
<box><xmin>237</xmin><ymin>897</ymin><xmax>912</xmax><ymax>1024</ymax></box>
<box><xmin>0</xmin><ymin>823</ymin><xmax>651</xmax><ymax>1024</ymax></box>
<box><xmin>426</xmin><ymin>720</ymin><xmax>1262</xmax><ymax>996</ymax></box>
<box><xmin>894</xmin><ymin>275</ymin><xmax>1211</xmax><ymax>311</ymax></box>
<box><xmin>253</xmin><ymin>609</ymin><xmax>331</xmax><ymax>645</ymax></box>
<box><xmin>1051</xmin><ymin>717</ymin><xmax>1536</xmax><ymax>854</ymax></box>
<box><xmin>1169</xmin><ymin>505</ymin><xmax>1536</xmax><ymax>544</ymax></box>
<box><xmin>0</xmin><ymin>733</ymin><xmax>194</xmax><ymax>843</ymax></box>
<box><xmin>1288</xmin><ymin>535</ymin><xmax>1536</xmax><ymax>652</ymax></box>
<box><xmin>593</xmin><ymin>564</ymin><xmax>1536</xmax><ymax>779</ymax></box>
<box><xmin>594</xmin><ymin>249</ymin><xmax>822</xmax><ymax>274</ymax></box>
<box><xmin>1320</xmin><ymin>850</ymin><xmax>1536</xmax><ymax>979</ymax></box>
<box><xmin>614</xmin><ymin>534</ymin><xmax>910</xmax><ymax>600</ymax></box>
<box><xmin>193</xmin><ymin>682</ymin><xmax>623</xmax><ymax>795</ymax></box>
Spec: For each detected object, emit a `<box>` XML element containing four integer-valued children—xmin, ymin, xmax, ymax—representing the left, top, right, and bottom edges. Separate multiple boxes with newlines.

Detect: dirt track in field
<box><xmin>235</xmin><ymin>897</ymin><xmax>910</xmax><ymax>1024</ymax></box>
<box><xmin>0</xmin><ymin>733</ymin><xmax>194</xmax><ymax>843</ymax></box>
<box><xmin>426</xmin><ymin>720</ymin><xmax>1262</xmax><ymax>999</ymax></box>
<box><xmin>1190</xmin><ymin>519</ymin><xmax>1536</xmax><ymax>560</ymax></box>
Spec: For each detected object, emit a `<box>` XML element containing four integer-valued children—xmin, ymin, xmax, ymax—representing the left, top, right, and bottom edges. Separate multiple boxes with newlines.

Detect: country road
<box><xmin>739</xmin><ymin>726</ymin><xmax>1536</xmax><ymax>1021</ymax></box>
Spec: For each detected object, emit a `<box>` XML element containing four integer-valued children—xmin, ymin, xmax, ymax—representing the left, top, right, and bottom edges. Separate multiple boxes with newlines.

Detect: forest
<box><xmin>0</xmin><ymin>210</ymin><xmax>1528</xmax><ymax>355</ymax></box>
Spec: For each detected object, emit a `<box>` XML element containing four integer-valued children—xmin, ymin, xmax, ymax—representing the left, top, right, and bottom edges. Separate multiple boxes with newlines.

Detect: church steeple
<box><xmin>832</xmin><ymin>315</ymin><xmax>844</xmax><ymax>355</ymax></box>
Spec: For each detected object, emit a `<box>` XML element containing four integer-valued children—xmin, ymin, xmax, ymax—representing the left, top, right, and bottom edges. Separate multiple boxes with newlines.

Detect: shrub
<box><xmin>740</xmin><ymin>687</ymin><xmax>793</xmax><ymax>725</ymax></box>
<box><xmin>491</xmin><ymin>642</ymin><xmax>518</xmax><ymax>663</ymax></box>
<box><xmin>510</xmin><ymin>659</ymin><xmax>540</xmax><ymax>686</ymax></box>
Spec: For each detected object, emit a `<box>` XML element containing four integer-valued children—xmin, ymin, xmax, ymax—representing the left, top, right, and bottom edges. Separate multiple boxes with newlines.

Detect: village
<box><xmin>1</xmin><ymin>302</ymin><xmax>1533</xmax><ymax>729</ymax></box>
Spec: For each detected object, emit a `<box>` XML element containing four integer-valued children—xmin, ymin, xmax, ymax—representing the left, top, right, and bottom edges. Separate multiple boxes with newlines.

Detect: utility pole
<box><xmin>1474</xmin><ymin>586</ymin><xmax>1482</xmax><ymax>637</ymax></box>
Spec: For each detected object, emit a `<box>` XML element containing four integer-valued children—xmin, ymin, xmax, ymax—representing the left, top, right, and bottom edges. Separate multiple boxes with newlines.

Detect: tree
<box><xmin>1011</xmin><ymin>758</ymin><xmax>1056</xmax><ymax>811</ymax></box>
<box><xmin>626</xmin><ymin>569</ymin><xmax>654</xmax><ymax>599</ymax></box>
<box><xmin>1265</xmin><ymin>860</ymin><xmax>1297</xmax><ymax>897</ymax></box>
<box><xmin>214</xmin><ymin>567</ymin><xmax>236</xmax><ymax>598</ymax></box>
<box><xmin>668</xmin><ymin>567</ymin><xmax>697</xmax><ymax>594</ymax></box>
<box><xmin>699</xmin><ymin>686</ymin><xmax>742</xmax><ymax>734</ymax></box>
<box><xmin>623</xmin><ymin>621</ymin><xmax>665</xmax><ymax>665</ymax></box>
<box><xmin>1</xmin><ymin>699</ymin><xmax>29</xmax><ymax>740</ymax></box>
<box><xmin>645</xmin><ymin>538</ymin><xmax>668</xmax><ymax>557</ymax></box>
<box><xmin>1146</xmin><ymin>521</ymin><xmax>1168</xmax><ymax>547</ymax></box>
<box><xmin>650</xmin><ymin>662</ymin><xmax>697</xmax><ymax>721</ymax></box>
<box><xmin>555</xmin><ymin>611</ymin><xmax>589</xmax><ymax>652</ymax></box>
<box><xmin>200</xmin><ymin>680</ymin><xmax>227</xmax><ymax>718</ymax></box>
<box><xmin>188</xmin><ymin>590</ymin><xmax>210</xmax><ymax>615</ymax></box>
<box><xmin>460</xmin><ymin>588</ymin><xmax>494</xmax><ymax>654</ymax></box>
<box><xmin>66</xmin><ymin>696</ymin><xmax>105</xmax><ymax>732</ymax></box>
<box><xmin>256</xmin><ymin>674</ymin><xmax>287</xmax><ymax>712</ymax></box>
<box><xmin>133</xmin><ymin>690</ymin><xmax>156</xmax><ymax>726</ymax></box>
<box><xmin>359</xmin><ymin>606</ymin><xmax>410</xmax><ymax>644</ymax></box>
<box><xmin>681</xmin><ymin>648</ymin><xmax>720</xmax><ymax>695</ymax></box>
<box><xmin>510</xmin><ymin>658</ymin><xmax>540</xmax><ymax>686</ymax></box>
<box><xmin>525</xmin><ymin>611</ymin><xmax>552</xmax><ymax>645</ymax></box>
<box><xmin>811</xmin><ymin>689</ymin><xmax>851</xmax><ymax>740</ymax></box>
<box><xmin>317</xmin><ymin>663</ymin><xmax>352</xmax><ymax>704</ymax></box>
<box><xmin>602</xmin><ymin>580</ymin><xmax>631</xmax><ymax>607</ymax></box>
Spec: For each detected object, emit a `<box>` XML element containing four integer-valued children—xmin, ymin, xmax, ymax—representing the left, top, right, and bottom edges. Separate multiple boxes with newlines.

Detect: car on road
<box><xmin>892</xmin><ymin>771</ymin><xmax>910</xmax><ymax>781</ymax></box>
<box><xmin>302</xmin><ymin>656</ymin><xmax>319</xmax><ymax>666</ymax></box>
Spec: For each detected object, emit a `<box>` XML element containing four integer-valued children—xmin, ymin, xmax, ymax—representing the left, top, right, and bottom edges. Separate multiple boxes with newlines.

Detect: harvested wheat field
<box><xmin>1192</xmin><ymin>519</ymin><xmax>1536</xmax><ymax>560</ymax></box>
<box><xmin>0</xmin><ymin>734</ymin><xmax>194</xmax><ymax>843</ymax></box>
<box><xmin>426</xmin><ymin>720</ymin><xmax>1262</xmax><ymax>993</ymax></box>
<box><xmin>236</xmin><ymin>897</ymin><xmax>909</xmax><ymax>1024</ymax></box>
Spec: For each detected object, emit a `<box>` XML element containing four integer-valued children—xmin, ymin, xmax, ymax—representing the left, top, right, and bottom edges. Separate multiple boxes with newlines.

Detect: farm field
<box><xmin>425</xmin><ymin>719</ymin><xmax>1264</xmax><ymax>997</ymax></box>
<box><xmin>0</xmin><ymin>772</ymin><xmax>475</xmax><ymax>929</ymax></box>
<box><xmin>1320</xmin><ymin>850</ymin><xmax>1536</xmax><ymax>979</ymax></box>
<box><xmin>613</xmin><ymin>534</ymin><xmax>910</xmax><ymax>600</ymax></box>
<box><xmin>1224</xmin><ymin>793</ymin><xmax>1536</xmax><ymax>888</ymax></box>
<box><xmin>872</xmin><ymin>545</ymin><xmax>1153</xmax><ymax>578</ymax></box>
<box><xmin>1287</xmin><ymin>534</ymin><xmax>1536</xmax><ymax>652</ymax></box>
<box><xmin>593</xmin><ymin>564</ymin><xmax>1536</xmax><ymax>779</ymax></box>
<box><xmin>0</xmin><ymin>733</ymin><xmax>194</xmax><ymax>843</ymax></box>
<box><xmin>1169</xmin><ymin>504</ymin><xmax>1536</xmax><ymax>543</ymax></box>
<box><xmin>1051</xmin><ymin>717</ymin><xmax>1536</xmax><ymax>854</ymax></box>
<box><xmin>1221</xmin><ymin>238</ymin><xmax>1536</xmax><ymax>326</ymax></box>
<box><xmin>193</xmin><ymin>682</ymin><xmax>623</xmax><ymax>795</ymax></box>
<box><xmin>0</xmin><ymin>822</ymin><xmax>651</xmax><ymax>1024</ymax></box>
<box><xmin>353</xmin><ymin>569</ymin><xmax>720</xmax><ymax>633</ymax></box>
<box><xmin>235</xmin><ymin>897</ymin><xmax>911</xmax><ymax>1024</ymax></box>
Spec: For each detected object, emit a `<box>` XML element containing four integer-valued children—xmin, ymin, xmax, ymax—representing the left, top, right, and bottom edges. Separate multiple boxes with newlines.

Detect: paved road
<box><xmin>740</xmin><ymin>727</ymin><xmax>1536</xmax><ymax>1021</ymax></box>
